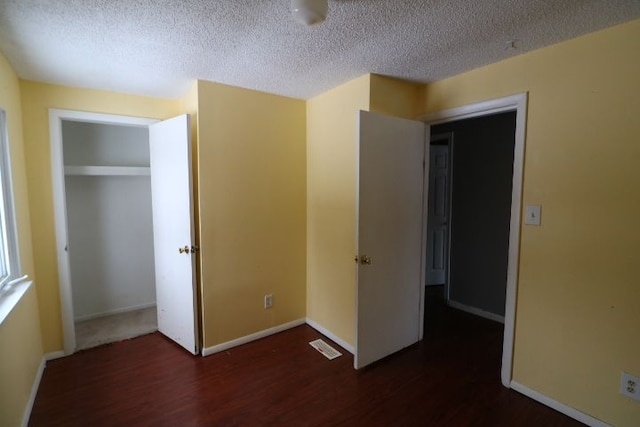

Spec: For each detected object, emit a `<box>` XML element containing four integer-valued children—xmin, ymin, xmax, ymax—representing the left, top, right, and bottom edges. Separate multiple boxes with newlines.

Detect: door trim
<box><xmin>49</xmin><ymin>109</ymin><xmax>157</xmax><ymax>355</ymax></box>
<box><xmin>420</xmin><ymin>92</ymin><xmax>527</xmax><ymax>388</ymax></box>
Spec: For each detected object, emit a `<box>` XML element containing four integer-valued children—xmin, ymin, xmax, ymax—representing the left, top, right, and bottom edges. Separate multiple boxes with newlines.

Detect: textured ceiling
<box><xmin>0</xmin><ymin>0</ymin><xmax>638</xmax><ymax>100</ymax></box>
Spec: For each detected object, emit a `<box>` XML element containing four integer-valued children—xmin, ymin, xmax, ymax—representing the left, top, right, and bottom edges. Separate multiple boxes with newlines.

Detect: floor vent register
<box><xmin>309</xmin><ymin>339</ymin><xmax>342</xmax><ymax>360</ymax></box>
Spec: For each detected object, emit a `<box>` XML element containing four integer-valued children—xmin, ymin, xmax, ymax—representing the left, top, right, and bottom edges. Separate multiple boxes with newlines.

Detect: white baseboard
<box><xmin>74</xmin><ymin>302</ymin><xmax>156</xmax><ymax>322</ymax></box>
<box><xmin>21</xmin><ymin>356</ymin><xmax>46</xmax><ymax>427</ymax></box>
<box><xmin>447</xmin><ymin>300</ymin><xmax>505</xmax><ymax>324</ymax></box>
<box><xmin>510</xmin><ymin>381</ymin><xmax>610</xmax><ymax>427</ymax></box>
<box><xmin>305</xmin><ymin>318</ymin><xmax>355</xmax><ymax>354</ymax></box>
<box><xmin>201</xmin><ymin>318</ymin><xmax>306</xmax><ymax>357</ymax></box>
<box><xmin>21</xmin><ymin>350</ymin><xmax>69</xmax><ymax>426</ymax></box>
<box><xmin>45</xmin><ymin>350</ymin><xmax>66</xmax><ymax>361</ymax></box>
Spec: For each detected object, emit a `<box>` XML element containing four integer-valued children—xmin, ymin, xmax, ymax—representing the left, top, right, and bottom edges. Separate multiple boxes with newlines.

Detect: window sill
<box><xmin>0</xmin><ymin>278</ymin><xmax>32</xmax><ymax>325</ymax></box>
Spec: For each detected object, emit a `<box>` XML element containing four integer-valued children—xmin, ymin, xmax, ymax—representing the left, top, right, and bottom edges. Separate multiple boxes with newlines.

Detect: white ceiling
<box><xmin>0</xmin><ymin>0</ymin><xmax>638</xmax><ymax>100</ymax></box>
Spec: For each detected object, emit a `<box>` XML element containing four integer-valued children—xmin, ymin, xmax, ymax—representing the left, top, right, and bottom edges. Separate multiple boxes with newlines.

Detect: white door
<box><xmin>355</xmin><ymin>111</ymin><xmax>428</xmax><ymax>369</ymax></box>
<box><xmin>425</xmin><ymin>144</ymin><xmax>450</xmax><ymax>285</ymax></box>
<box><xmin>149</xmin><ymin>114</ymin><xmax>198</xmax><ymax>355</ymax></box>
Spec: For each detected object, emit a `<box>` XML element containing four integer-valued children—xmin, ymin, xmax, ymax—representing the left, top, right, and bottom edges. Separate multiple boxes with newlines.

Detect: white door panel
<box><xmin>355</xmin><ymin>110</ymin><xmax>427</xmax><ymax>369</ymax></box>
<box><xmin>426</xmin><ymin>144</ymin><xmax>450</xmax><ymax>285</ymax></box>
<box><xmin>149</xmin><ymin>114</ymin><xmax>198</xmax><ymax>355</ymax></box>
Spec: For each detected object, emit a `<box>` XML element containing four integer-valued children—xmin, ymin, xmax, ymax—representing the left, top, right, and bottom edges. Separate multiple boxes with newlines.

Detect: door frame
<box><xmin>420</xmin><ymin>92</ymin><xmax>527</xmax><ymax>387</ymax></box>
<box><xmin>49</xmin><ymin>109</ymin><xmax>158</xmax><ymax>355</ymax></box>
<box><xmin>419</xmin><ymin>124</ymin><xmax>431</xmax><ymax>342</ymax></box>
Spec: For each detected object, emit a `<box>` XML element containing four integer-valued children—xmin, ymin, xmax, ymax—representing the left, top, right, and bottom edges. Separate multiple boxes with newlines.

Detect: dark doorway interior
<box><xmin>432</xmin><ymin>112</ymin><xmax>516</xmax><ymax>318</ymax></box>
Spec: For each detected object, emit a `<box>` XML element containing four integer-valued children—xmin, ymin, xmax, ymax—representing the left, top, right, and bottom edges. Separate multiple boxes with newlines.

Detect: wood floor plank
<box><xmin>30</xmin><ymin>296</ymin><xmax>585</xmax><ymax>426</ymax></box>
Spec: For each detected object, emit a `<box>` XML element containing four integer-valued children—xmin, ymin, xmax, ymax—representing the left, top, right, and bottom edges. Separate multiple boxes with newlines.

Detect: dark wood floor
<box><xmin>30</xmin><ymin>288</ymin><xmax>584</xmax><ymax>426</ymax></box>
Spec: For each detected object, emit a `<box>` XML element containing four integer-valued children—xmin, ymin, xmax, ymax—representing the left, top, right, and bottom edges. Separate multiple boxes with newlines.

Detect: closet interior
<box><xmin>61</xmin><ymin>120</ymin><xmax>158</xmax><ymax>350</ymax></box>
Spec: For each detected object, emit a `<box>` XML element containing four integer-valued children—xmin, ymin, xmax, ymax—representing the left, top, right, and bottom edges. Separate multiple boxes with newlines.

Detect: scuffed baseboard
<box><xmin>200</xmin><ymin>318</ymin><xmax>356</xmax><ymax>358</ymax></box>
<box><xmin>201</xmin><ymin>318</ymin><xmax>306</xmax><ymax>357</ymax></box>
<box><xmin>447</xmin><ymin>299</ymin><xmax>505</xmax><ymax>324</ymax></box>
<box><xmin>45</xmin><ymin>350</ymin><xmax>66</xmax><ymax>360</ymax></box>
<box><xmin>510</xmin><ymin>381</ymin><xmax>610</xmax><ymax>427</ymax></box>
<box><xmin>74</xmin><ymin>302</ymin><xmax>156</xmax><ymax>322</ymax></box>
<box><xmin>305</xmin><ymin>318</ymin><xmax>354</xmax><ymax>354</ymax></box>
<box><xmin>21</xmin><ymin>355</ymin><xmax>44</xmax><ymax>427</ymax></box>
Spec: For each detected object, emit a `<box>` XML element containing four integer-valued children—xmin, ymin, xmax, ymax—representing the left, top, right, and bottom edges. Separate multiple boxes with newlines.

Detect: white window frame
<box><xmin>0</xmin><ymin>108</ymin><xmax>30</xmax><ymax>325</ymax></box>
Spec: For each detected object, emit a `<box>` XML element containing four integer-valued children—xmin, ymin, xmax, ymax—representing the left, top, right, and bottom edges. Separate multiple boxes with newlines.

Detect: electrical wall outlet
<box><xmin>264</xmin><ymin>294</ymin><xmax>273</xmax><ymax>309</ymax></box>
<box><xmin>620</xmin><ymin>372</ymin><xmax>640</xmax><ymax>401</ymax></box>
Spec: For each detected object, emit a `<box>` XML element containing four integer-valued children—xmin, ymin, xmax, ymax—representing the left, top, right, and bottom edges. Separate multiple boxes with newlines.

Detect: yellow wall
<box><xmin>4</xmin><ymin>16</ymin><xmax>637</xmax><ymax>426</ymax></box>
<box><xmin>420</xmin><ymin>20</ymin><xmax>640</xmax><ymax>426</ymax></box>
<box><xmin>0</xmin><ymin>287</ymin><xmax>42</xmax><ymax>427</ymax></box>
<box><xmin>306</xmin><ymin>75</ymin><xmax>370</xmax><ymax>346</ymax></box>
<box><xmin>0</xmin><ymin>52</ymin><xmax>43</xmax><ymax>426</ymax></box>
<box><xmin>19</xmin><ymin>81</ymin><xmax>180</xmax><ymax>352</ymax></box>
<box><xmin>178</xmin><ymin>81</ymin><xmax>199</xmax><ymax>172</ymax></box>
<box><xmin>196</xmin><ymin>81</ymin><xmax>306</xmax><ymax>348</ymax></box>
<box><xmin>306</xmin><ymin>74</ymin><xmax>419</xmax><ymax>348</ymax></box>
<box><xmin>178</xmin><ymin>82</ymin><xmax>199</xmax><ymax>240</ymax></box>
<box><xmin>370</xmin><ymin>74</ymin><xmax>421</xmax><ymax>119</ymax></box>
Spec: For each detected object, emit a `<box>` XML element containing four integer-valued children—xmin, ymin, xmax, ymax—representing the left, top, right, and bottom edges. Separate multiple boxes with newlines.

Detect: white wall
<box><xmin>62</xmin><ymin>121</ymin><xmax>150</xmax><ymax>166</ymax></box>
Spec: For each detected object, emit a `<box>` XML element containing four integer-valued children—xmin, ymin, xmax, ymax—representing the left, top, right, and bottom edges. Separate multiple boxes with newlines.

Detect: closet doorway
<box><xmin>50</xmin><ymin>110</ymin><xmax>198</xmax><ymax>356</ymax></box>
<box><xmin>63</xmin><ymin>119</ymin><xmax>155</xmax><ymax>351</ymax></box>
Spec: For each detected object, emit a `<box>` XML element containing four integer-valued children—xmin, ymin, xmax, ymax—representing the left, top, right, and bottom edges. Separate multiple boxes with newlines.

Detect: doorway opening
<box><xmin>50</xmin><ymin>110</ymin><xmax>199</xmax><ymax>356</ymax></box>
<box><xmin>50</xmin><ymin>112</ymin><xmax>159</xmax><ymax>353</ymax></box>
<box><xmin>428</xmin><ymin>111</ymin><xmax>516</xmax><ymax>323</ymax></box>
<box><xmin>422</xmin><ymin>93</ymin><xmax>527</xmax><ymax>387</ymax></box>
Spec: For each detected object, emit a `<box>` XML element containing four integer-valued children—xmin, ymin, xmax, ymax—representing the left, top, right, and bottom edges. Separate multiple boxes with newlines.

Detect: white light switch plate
<box><xmin>525</xmin><ymin>205</ymin><xmax>542</xmax><ymax>226</ymax></box>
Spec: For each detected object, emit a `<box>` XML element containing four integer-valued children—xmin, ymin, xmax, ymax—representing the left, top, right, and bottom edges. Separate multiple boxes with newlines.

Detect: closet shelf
<box><xmin>64</xmin><ymin>166</ymin><xmax>150</xmax><ymax>176</ymax></box>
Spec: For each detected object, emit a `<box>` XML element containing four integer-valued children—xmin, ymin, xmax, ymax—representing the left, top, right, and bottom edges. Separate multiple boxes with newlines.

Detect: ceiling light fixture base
<box><xmin>291</xmin><ymin>0</ymin><xmax>328</xmax><ymax>26</ymax></box>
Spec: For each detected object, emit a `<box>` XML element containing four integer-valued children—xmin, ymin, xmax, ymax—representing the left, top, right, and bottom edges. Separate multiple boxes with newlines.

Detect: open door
<box><xmin>149</xmin><ymin>114</ymin><xmax>198</xmax><ymax>355</ymax></box>
<box><xmin>355</xmin><ymin>111</ymin><xmax>428</xmax><ymax>369</ymax></box>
